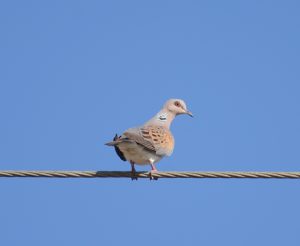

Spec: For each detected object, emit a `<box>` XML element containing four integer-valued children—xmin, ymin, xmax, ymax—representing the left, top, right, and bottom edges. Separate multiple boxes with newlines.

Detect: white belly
<box><xmin>118</xmin><ymin>142</ymin><xmax>163</xmax><ymax>165</ymax></box>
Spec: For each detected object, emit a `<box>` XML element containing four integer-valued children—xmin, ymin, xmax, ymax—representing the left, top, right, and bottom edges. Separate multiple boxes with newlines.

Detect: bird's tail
<box><xmin>105</xmin><ymin>141</ymin><xmax>118</xmax><ymax>146</ymax></box>
<box><xmin>105</xmin><ymin>134</ymin><xmax>121</xmax><ymax>146</ymax></box>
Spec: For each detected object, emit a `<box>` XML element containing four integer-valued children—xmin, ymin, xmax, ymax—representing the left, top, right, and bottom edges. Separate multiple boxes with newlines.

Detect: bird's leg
<box><xmin>150</xmin><ymin>163</ymin><xmax>157</xmax><ymax>171</ymax></box>
<box><xmin>130</xmin><ymin>161</ymin><xmax>138</xmax><ymax>180</ymax></box>
<box><xmin>149</xmin><ymin>162</ymin><xmax>158</xmax><ymax>180</ymax></box>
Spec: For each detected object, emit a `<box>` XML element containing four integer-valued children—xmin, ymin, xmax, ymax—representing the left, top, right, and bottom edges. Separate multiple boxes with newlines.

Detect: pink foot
<box><xmin>150</xmin><ymin>164</ymin><xmax>158</xmax><ymax>180</ymax></box>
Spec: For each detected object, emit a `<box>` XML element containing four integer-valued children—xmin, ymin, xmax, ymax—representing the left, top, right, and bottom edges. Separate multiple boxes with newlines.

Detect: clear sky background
<box><xmin>0</xmin><ymin>1</ymin><xmax>300</xmax><ymax>245</ymax></box>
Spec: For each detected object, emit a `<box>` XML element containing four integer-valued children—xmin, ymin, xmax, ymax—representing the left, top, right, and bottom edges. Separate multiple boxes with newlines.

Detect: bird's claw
<box><xmin>149</xmin><ymin>170</ymin><xmax>158</xmax><ymax>181</ymax></box>
<box><xmin>131</xmin><ymin>175</ymin><xmax>138</xmax><ymax>181</ymax></box>
<box><xmin>131</xmin><ymin>171</ymin><xmax>138</xmax><ymax>181</ymax></box>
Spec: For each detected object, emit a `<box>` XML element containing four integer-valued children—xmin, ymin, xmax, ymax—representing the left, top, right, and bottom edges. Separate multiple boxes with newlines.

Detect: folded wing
<box><xmin>123</xmin><ymin>126</ymin><xmax>174</xmax><ymax>156</ymax></box>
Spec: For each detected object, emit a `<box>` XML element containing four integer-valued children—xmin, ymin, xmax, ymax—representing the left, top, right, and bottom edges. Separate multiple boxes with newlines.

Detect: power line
<box><xmin>0</xmin><ymin>170</ymin><xmax>299</xmax><ymax>179</ymax></box>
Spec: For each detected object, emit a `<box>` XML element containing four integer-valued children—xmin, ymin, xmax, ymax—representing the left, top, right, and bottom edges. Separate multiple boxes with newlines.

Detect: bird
<box><xmin>105</xmin><ymin>99</ymin><xmax>193</xmax><ymax>180</ymax></box>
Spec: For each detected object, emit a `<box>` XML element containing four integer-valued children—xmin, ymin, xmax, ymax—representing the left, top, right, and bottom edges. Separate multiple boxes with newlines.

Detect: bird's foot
<box><xmin>131</xmin><ymin>171</ymin><xmax>138</xmax><ymax>181</ymax></box>
<box><xmin>130</xmin><ymin>162</ymin><xmax>138</xmax><ymax>181</ymax></box>
<box><xmin>149</xmin><ymin>170</ymin><xmax>158</xmax><ymax>181</ymax></box>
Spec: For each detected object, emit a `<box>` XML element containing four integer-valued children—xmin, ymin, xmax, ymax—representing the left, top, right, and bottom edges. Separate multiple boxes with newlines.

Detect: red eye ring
<box><xmin>174</xmin><ymin>101</ymin><xmax>180</xmax><ymax>107</ymax></box>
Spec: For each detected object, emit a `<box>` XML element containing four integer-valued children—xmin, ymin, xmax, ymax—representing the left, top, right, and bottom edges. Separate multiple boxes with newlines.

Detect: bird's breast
<box><xmin>152</xmin><ymin>129</ymin><xmax>175</xmax><ymax>156</ymax></box>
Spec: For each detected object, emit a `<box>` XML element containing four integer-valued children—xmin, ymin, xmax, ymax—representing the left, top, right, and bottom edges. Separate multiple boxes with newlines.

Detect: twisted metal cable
<box><xmin>0</xmin><ymin>170</ymin><xmax>300</xmax><ymax>179</ymax></box>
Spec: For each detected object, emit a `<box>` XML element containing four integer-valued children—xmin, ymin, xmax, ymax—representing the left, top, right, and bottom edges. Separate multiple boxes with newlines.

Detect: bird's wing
<box><xmin>123</xmin><ymin>126</ymin><xmax>174</xmax><ymax>156</ymax></box>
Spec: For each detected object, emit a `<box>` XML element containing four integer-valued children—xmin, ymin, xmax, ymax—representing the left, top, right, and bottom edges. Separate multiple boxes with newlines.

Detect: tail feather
<box><xmin>105</xmin><ymin>141</ymin><xmax>118</xmax><ymax>146</ymax></box>
<box><xmin>105</xmin><ymin>134</ymin><xmax>121</xmax><ymax>146</ymax></box>
<box><xmin>105</xmin><ymin>134</ymin><xmax>127</xmax><ymax>161</ymax></box>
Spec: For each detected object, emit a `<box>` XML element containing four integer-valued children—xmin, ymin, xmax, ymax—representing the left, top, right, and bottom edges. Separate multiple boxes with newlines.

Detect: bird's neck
<box><xmin>144</xmin><ymin>109</ymin><xmax>176</xmax><ymax>129</ymax></box>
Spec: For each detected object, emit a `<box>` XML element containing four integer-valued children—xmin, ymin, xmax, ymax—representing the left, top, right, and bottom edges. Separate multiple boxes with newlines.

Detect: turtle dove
<box><xmin>105</xmin><ymin>99</ymin><xmax>193</xmax><ymax>179</ymax></box>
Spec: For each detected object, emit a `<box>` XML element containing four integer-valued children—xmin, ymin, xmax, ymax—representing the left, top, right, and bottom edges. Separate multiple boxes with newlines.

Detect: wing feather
<box><xmin>123</xmin><ymin>126</ymin><xmax>174</xmax><ymax>156</ymax></box>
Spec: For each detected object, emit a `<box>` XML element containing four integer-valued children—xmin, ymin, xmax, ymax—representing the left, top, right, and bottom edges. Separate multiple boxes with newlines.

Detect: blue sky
<box><xmin>0</xmin><ymin>1</ymin><xmax>300</xmax><ymax>245</ymax></box>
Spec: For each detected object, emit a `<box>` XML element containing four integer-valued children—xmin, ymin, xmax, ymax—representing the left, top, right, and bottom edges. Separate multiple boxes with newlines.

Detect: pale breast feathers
<box><xmin>123</xmin><ymin>126</ymin><xmax>174</xmax><ymax>156</ymax></box>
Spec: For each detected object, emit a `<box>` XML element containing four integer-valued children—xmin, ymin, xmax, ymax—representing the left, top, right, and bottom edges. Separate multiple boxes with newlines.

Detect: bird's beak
<box><xmin>186</xmin><ymin>110</ymin><xmax>193</xmax><ymax>117</ymax></box>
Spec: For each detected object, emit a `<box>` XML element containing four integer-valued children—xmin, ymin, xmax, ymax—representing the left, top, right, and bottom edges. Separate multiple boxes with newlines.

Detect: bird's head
<box><xmin>164</xmin><ymin>99</ymin><xmax>193</xmax><ymax>117</ymax></box>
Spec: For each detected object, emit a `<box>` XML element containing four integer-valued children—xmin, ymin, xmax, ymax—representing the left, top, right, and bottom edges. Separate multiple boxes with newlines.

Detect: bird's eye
<box><xmin>174</xmin><ymin>101</ymin><xmax>181</xmax><ymax>107</ymax></box>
